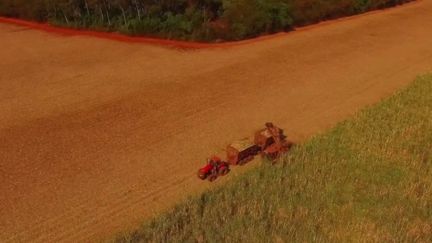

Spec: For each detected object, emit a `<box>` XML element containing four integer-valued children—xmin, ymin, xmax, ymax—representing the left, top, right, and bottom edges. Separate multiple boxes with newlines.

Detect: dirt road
<box><xmin>1</xmin><ymin>1</ymin><xmax>431</xmax><ymax>242</ymax></box>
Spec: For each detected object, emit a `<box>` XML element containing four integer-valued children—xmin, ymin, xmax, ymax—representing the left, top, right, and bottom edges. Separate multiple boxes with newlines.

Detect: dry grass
<box><xmin>115</xmin><ymin>74</ymin><xmax>432</xmax><ymax>242</ymax></box>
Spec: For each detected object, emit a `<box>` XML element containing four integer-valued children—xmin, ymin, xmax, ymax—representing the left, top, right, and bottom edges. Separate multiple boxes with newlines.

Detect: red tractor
<box><xmin>197</xmin><ymin>156</ymin><xmax>230</xmax><ymax>181</ymax></box>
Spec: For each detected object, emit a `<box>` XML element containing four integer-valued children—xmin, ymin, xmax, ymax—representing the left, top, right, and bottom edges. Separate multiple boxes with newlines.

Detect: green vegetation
<box><xmin>0</xmin><ymin>0</ymin><xmax>412</xmax><ymax>41</ymax></box>
<box><xmin>116</xmin><ymin>74</ymin><xmax>432</xmax><ymax>242</ymax></box>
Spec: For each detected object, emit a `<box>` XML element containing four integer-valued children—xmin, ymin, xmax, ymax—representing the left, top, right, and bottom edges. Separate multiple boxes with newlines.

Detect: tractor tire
<box><xmin>197</xmin><ymin>171</ymin><xmax>207</xmax><ymax>180</ymax></box>
<box><xmin>239</xmin><ymin>156</ymin><xmax>252</xmax><ymax>166</ymax></box>
<box><xmin>263</xmin><ymin>152</ymin><xmax>277</xmax><ymax>162</ymax></box>
<box><xmin>208</xmin><ymin>174</ymin><xmax>217</xmax><ymax>182</ymax></box>
<box><xmin>270</xmin><ymin>152</ymin><xmax>278</xmax><ymax>161</ymax></box>
<box><xmin>219</xmin><ymin>167</ymin><xmax>229</xmax><ymax>176</ymax></box>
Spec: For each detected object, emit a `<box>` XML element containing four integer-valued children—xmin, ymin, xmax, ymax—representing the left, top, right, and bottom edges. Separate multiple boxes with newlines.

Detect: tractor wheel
<box><xmin>271</xmin><ymin>153</ymin><xmax>280</xmax><ymax>165</ymax></box>
<box><xmin>219</xmin><ymin>167</ymin><xmax>229</xmax><ymax>176</ymax></box>
<box><xmin>208</xmin><ymin>174</ymin><xmax>217</xmax><ymax>182</ymax></box>
<box><xmin>270</xmin><ymin>152</ymin><xmax>278</xmax><ymax>161</ymax></box>
<box><xmin>239</xmin><ymin>156</ymin><xmax>253</xmax><ymax>166</ymax></box>
<box><xmin>263</xmin><ymin>152</ymin><xmax>277</xmax><ymax>162</ymax></box>
<box><xmin>197</xmin><ymin>171</ymin><xmax>207</xmax><ymax>180</ymax></box>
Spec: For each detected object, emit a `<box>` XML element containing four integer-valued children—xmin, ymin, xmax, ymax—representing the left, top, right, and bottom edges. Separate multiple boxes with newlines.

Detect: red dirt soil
<box><xmin>1</xmin><ymin>1</ymin><xmax>432</xmax><ymax>242</ymax></box>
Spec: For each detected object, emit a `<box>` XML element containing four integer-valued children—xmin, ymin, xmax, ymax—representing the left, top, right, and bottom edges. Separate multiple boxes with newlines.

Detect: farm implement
<box><xmin>198</xmin><ymin>122</ymin><xmax>292</xmax><ymax>181</ymax></box>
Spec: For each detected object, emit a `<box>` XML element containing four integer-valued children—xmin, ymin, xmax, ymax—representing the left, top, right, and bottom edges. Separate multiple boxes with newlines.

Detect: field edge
<box><xmin>113</xmin><ymin>73</ymin><xmax>432</xmax><ymax>242</ymax></box>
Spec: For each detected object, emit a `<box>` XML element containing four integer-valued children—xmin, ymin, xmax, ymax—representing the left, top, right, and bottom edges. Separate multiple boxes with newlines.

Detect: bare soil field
<box><xmin>1</xmin><ymin>1</ymin><xmax>431</xmax><ymax>242</ymax></box>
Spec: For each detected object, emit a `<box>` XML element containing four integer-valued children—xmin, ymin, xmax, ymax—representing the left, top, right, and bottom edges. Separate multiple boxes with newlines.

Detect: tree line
<box><xmin>0</xmin><ymin>0</ymin><xmax>411</xmax><ymax>41</ymax></box>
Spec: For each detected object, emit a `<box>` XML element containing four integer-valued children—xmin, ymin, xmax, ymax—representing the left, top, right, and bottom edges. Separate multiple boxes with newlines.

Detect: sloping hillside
<box><xmin>0</xmin><ymin>1</ymin><xmax>431</xmax><ymax>242</ymax></box>
<box><xmin>118</xmin><ymin>74</ymin><xmax>432</xmax><ymax>242</ymax></box>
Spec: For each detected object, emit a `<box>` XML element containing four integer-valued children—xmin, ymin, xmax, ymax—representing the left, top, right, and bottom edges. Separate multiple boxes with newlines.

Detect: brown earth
<box><xmin>1</xmin><ymin>1</ymin><xmax>432</xmax><ymax>242</ymax></box>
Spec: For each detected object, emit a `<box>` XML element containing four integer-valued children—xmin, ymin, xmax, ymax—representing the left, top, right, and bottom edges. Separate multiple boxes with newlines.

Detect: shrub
<box><xmin>0</xmin><ymin>0</ymin><xmax>413</xmax><ymax>41</ymax></box>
